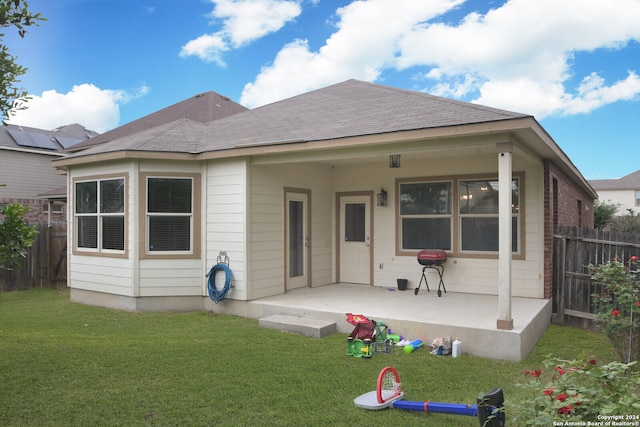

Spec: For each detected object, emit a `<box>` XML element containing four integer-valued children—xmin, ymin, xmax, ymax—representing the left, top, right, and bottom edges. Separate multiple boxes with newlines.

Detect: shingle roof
<box><xmin>69</xmin><ymin>91</ymin><xmax>248</xmax><ymax>151</ymax></box>
<box><xmin>62</xmin><ymin>79</ymin><xmax>532</xmax><ymax>158</ymax></box>
<box><xmin>589</xmin><ymin>169</ymin><xmax>640</xmax><ymax>190</ymax></box>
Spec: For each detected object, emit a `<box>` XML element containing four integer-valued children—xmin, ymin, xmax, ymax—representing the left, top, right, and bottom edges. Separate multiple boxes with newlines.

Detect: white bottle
<box><xmin>452</xmin><ymin>337</ymin><xmax>462</xmax><ymax>358</ymax></box>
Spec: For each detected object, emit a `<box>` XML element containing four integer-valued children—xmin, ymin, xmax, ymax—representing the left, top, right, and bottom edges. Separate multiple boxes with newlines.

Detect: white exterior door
<box><xmin>339</xmin><ymin>194</ymin><xmax>372</xmax><ymax>284</ymax></box>
<box><xmin>285</xmin><ymin>191</ymin><xmax>310</xmax><ymax>290</ymax></box>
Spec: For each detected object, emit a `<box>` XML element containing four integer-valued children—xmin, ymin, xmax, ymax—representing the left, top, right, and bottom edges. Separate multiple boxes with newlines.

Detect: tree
<box><xmin>593</xmin><ymin>200</ymin><xmax>619</xmax><ymax>229</ymax></box>
<box><xmin>0</xmin><ymin>0</ymin><xmax>45</xmax><ymax>123</ymax></box>
<box><xmin>0</xmin><ymin>203</ymin><xmax>39</xmax><ymax>270</ymax></box>
<box><xmin>608</xmin><ymin>209</ymin><xmax>640</xmax><ymax>234</ymax></box>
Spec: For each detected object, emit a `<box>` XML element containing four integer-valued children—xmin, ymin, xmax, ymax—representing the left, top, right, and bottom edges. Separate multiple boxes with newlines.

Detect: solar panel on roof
<box><xmin>28</xmin><ymin>132</ymin><xmax>58</xmax><ymax>149</ymax></box>
<box><xmin>7</xmin><ymin>128</ymin><xmax>35</xmax><ymax>147</ymax></box>
<box><xmin>55</xmin><ymin>136</ymin><xmax>83</xmax><ymax>149</ymax></box>
<box><xmin>8</xmin><ymin>128</ymin><xmax>58</xmax><ymax>150</ymax></box>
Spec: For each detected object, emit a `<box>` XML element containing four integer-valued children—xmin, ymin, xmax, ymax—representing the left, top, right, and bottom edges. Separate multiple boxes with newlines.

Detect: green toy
<box><xmin>345</xmin><ymin>313</ymin><xmax>393</xmax><ymax>358</ymax></box>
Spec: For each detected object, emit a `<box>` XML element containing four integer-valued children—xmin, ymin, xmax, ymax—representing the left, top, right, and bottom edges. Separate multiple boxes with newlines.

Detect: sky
<box><xmin>5</xmin><ymin>0</ymin><xmax>640</xmax><ymax>180</ymax></box>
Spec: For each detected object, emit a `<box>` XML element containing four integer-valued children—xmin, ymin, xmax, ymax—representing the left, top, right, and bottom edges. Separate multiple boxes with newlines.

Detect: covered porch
<box><xmin>207</xmin><ymin>283</ymin><xmax>552</xmax><ymax>361</ymax></box>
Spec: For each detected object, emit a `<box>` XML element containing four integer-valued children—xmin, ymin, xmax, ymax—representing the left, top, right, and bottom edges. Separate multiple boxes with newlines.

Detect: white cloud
<box><xmin>240</xmin><ymin>0</ymin><xmax>640</xmax><ymax>117</ymax></box>
<box><xmin>241</xmin><ymin>0</ymin><xmax>463</xmax><ymax>107</ymax></box>
<box><xmin>180</xmin><ymin>33</ymin><xmax>229</xmax><ymax>66</ymax></box>
<box><xmin>179</xmin><ymin>0</ymin><xmax>302</xmax><ymax>65</ymax></box>
<box><xmin>7</xmin><ymin>84</ymin><xmax>150</xmax><ymax>133</ymax></box>
<box><xmin>563</xmin><ymin>71</ymin><xmax>640</xmax><ymax>115</ymax></box>
<box><xmin>399</xmin><ymin>0</ymin><xmax>640</xmax><ymax>117</ymax></box>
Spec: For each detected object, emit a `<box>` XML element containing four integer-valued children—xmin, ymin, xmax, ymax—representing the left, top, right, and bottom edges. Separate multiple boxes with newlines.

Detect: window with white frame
<box><xmin>146</xmin><ymin>177</ymin><xmax>193</xmax><ymax>253</ymax></box>
<box><xmin>636</xmin><ymin>190</ymin><xmax>640</xmax><ymax>207</ymax></box>
<box><xmin>398</xmin><ymin>175</ymin><xmax>521</xmax><ymax>255</ymax></box>
<box><xmin>75</xmin><ymin>177</ymin><xmax>125</xmax><ymax>252</ymax></box>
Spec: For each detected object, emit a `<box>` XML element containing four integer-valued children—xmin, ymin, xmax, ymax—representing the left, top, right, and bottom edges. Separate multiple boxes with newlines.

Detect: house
<box><xmin>0</xmin><ymin>123</ymin><xmax>98</xmax><ymax>224</ymax></box>
<box><xmin>52</xmin><ymin>80</ymin><xmax>596</xmax><ymax>359</ymax></box>
<box><xmin>589</xmin><ymin>170</ymin><xmax>640</xmax><ymax>214</ymax></box>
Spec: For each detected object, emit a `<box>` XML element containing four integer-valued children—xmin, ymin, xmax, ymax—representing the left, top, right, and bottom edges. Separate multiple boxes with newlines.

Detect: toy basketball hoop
<box><xmin>354</xmin><ymin>366</ymin><xmax>506</xmax><ymax>426</ymax></box>
<box><xmin>353</xmin><ymin>366</ymin><xmax>404</xmax><ymax>410</ymax></box>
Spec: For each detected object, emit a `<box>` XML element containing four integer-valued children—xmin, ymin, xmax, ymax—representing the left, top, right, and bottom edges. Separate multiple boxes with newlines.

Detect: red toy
<box><xmin>345</xmin><ymin>313</ymin><xmax>391</xmax><ymax>358</ymax></box>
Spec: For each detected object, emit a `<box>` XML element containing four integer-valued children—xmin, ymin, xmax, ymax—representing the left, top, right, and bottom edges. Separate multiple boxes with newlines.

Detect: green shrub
<box><xmin>508</xmin><ymin>356</ymin><xmax>640</xmax><ymax>425</ymax></box>
<box><xmin>0</xmin><ymin>203</ymin><xmax>39</xmax><ymax>269</ymax></box>
<box><xmin>590</xmin><ymin>256</ymin><xmax>640</xmax><ymax>363</ymax></box>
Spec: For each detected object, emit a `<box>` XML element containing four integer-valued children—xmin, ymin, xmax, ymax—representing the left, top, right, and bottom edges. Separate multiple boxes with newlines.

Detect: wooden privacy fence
<box><xmin>553</xmin><ymin>226</ymin><xmax>640</xmax><ymax>327</ymax></box>
<box><xmin>0</xmin><ymin>223</ymin><xmax>67</xmax><ymax>292</ymax></box>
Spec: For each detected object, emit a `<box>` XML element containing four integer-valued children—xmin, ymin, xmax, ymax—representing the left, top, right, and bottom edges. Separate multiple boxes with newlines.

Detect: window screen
<box><xmin>75</xmin><ymin>178</ymin><xmax>125</xmax><ymax>252</ymax></box>
<box><xmin>147</xmin><ymin>177</ymin><xmax>193</xmax><ymax>252</ymax></box>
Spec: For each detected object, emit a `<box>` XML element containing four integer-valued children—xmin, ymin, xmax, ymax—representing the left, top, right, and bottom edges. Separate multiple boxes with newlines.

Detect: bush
<box><xmin>608</xmin><ymin>209</ymin><xmax>640</xmax><ymax>234</ymax></box>
<box><xmin>594</xmin><ymin>200</ymin><xmax>619</xmax><ymax>229</ymax></box>
<box><xmin>590</xmin><ymin>256</ymin><xmax>640</xmax><ymax>363</ymax></box>
<box><xmin>0</xmin><ymin>203</ymin><xmax>39</xmax><ymax>269</ymax></box>
<box><xmin>508</xmin><ymin>356</ymin><xmax>640</xmax><ymax>425</ymax></box>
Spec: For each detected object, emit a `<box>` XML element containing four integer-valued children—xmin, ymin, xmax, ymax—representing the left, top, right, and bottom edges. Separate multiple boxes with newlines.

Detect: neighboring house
<box><xmin>52</xmin><ymin>80</ymin><xmax>596</xmax><ymax>333</ymax></box>
<box><xmin>0</xmin><ymin>123</ymin><xmax>98</xmax><ymax>224</ymax></box>
<box><xmin>589</xmin><ymin>169</ymin><xmax>640</xmax><ymax>214</ymax></box>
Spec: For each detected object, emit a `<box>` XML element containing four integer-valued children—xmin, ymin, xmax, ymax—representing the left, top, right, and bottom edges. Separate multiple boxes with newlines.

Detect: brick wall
<box><xmin>543</xmin><ymin>160</ymin><xmax>595</xmax><ymax>298</ymax></box>
<box><xmin>0</xmin><ymin>198</ymin><xmax>67</xmax><ymax>225</ymax></box>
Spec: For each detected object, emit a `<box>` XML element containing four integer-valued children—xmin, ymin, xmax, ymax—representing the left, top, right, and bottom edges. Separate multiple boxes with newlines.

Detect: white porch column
<box><xmin>497</xmin><ymin>143</ymin><xmax>514</xmax><ymax>330</ymax></box>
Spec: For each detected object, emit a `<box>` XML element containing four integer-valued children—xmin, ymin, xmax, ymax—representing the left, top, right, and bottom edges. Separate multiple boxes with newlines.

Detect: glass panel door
<box><xmin>285</xmin><ymin>190</ymin><xmax>310</xmax><ymax>290</ymax></box>
<box><xmin>289</xmin><ymin>200</ymin><xmax>304</xmax><ymax>277</ymax></box>
<box><xmin>339</xmin><ymin>195</ymin><xmax>371</xmax><ymax>284</ymax></box>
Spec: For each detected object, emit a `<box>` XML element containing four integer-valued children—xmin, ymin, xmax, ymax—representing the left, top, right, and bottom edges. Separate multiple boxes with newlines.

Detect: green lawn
<box><xmin>0</xmin><ymin>289</ymin><xmax>618</xmax><ymax>426</ymax></box>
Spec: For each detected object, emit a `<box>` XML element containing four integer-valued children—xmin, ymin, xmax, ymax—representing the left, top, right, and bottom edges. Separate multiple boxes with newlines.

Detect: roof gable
<box><xmin>65</xmin><ymin>79</ymin><xmax>531</xmax><ymax>157</ymax></box>
<box><xmin>70</xmin><ymin>91</ymin><xmax>248</xmax><ymax>151</ymax></box>
<box><xmin>204</xmin><ymin>79</ymin><xmax>530</xmax><ymax>148</ymax></box>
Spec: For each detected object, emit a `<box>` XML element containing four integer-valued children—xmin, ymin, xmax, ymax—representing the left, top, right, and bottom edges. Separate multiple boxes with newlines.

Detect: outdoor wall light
<box><xmin>377</xmin><ymin>188</ymin><xmax>388</xmax><ymax>206</ymax></box>
<box><xmin>389</xmin><ymin>154</ymin><xmax>401</xmax><ymax>168</ymax></box>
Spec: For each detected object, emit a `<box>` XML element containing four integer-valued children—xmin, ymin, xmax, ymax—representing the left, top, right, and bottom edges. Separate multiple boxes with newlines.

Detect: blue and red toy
<box><xmin>354</xmin><ymin>366</ymin><xmax>505</xmax><ymax>426</ymax></box>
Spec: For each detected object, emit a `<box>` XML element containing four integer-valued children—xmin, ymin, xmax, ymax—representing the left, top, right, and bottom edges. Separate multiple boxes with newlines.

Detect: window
<box><xmin>74</xmin><ymin>177</ymin><xmax>125</xmax><ymax>252</ymax></box>
<box><xmin>146</xmin><ymin>177</ymin><xmax>193</xmax><ymax>253</ymax></box>
<box><xmin>344</xmin><ymin>203</ymin><xmax>366</xmax><ymax>242</ymax></box>
<box><xmin>459</xmin><ymin>179</ymin><xmax>519</xmax><ymax>252</ymax></box>
<box><xmin>399</xmin><ymin>181</ymin><xmax>452</xmax><ymax>250</ymax></box>
<box><xmin>636</xmin><ymin>190</ymin><xmax>640</xmax><ymax>207</ymax></box>
<box><xmin>398</xmin><ymin>175</ymin><xmax>522</xmax><ymax>256</ymax></box>
<box><xmin>43</xmin><ymin>202</ymin><xmax>64</xmax><ymax>213</ymax></box>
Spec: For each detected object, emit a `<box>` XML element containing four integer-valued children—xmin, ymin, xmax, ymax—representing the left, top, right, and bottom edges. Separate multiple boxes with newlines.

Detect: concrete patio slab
<box><xmin>206</xmin><ymin>283</ymin><xmax>552</xmax><ymax>361</ymax></box>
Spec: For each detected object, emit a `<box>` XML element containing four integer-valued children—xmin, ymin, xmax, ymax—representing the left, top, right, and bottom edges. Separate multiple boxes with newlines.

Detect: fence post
<box><xmin>557</xmin><ymin>236</ymin><xmax>566</xmax><ymax>325</ymax></box>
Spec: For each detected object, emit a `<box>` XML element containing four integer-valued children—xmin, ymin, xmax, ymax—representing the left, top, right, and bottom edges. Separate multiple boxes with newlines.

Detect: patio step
<box><xmin>259</xmin><ymin>314</ymin><xmax>336</xmax><ymax>338</ymax></box>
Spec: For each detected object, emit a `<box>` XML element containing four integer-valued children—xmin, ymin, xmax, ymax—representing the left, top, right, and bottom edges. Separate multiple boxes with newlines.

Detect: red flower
<box><xmin>523</xmin><ymin>369</ymin><xmax>542</xmax><ymax>377</ymax></box>
<box><xmin>557</xmin><ymin>393</ymin><xmax>568</xmax><ymax>402</ymax></box>
<box><xmin>631</xmin><ymin>255</ymin><xmax>638</xmax><ymax>261</ymax></box>
<box><xmin>636</xmin><ymin>301</ymin><xmax>640</xmax><ymax>307</ymax></box>
<box><xmin>558</xmin><ymin>405</ymin><xmax>572</xmax><ymax>415</ymax></box>
<box><xmin>542</xmin><ymin>388</ymin><xmax>554</xmax><ymax>396</ymax></box>
<box><xmin>588</xmin><ymin>358</ymin><xmax>597</xmax><ymax>365</ymax></box>
<box><xmin>555</xmin><ymin>366</ymin><xmax>566</xmax><ymax>375</ymax></box>
<box><xmin>612</xmin><ymin>309</ymin><xmax>620</xmax><ymax>316</ymax></box>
